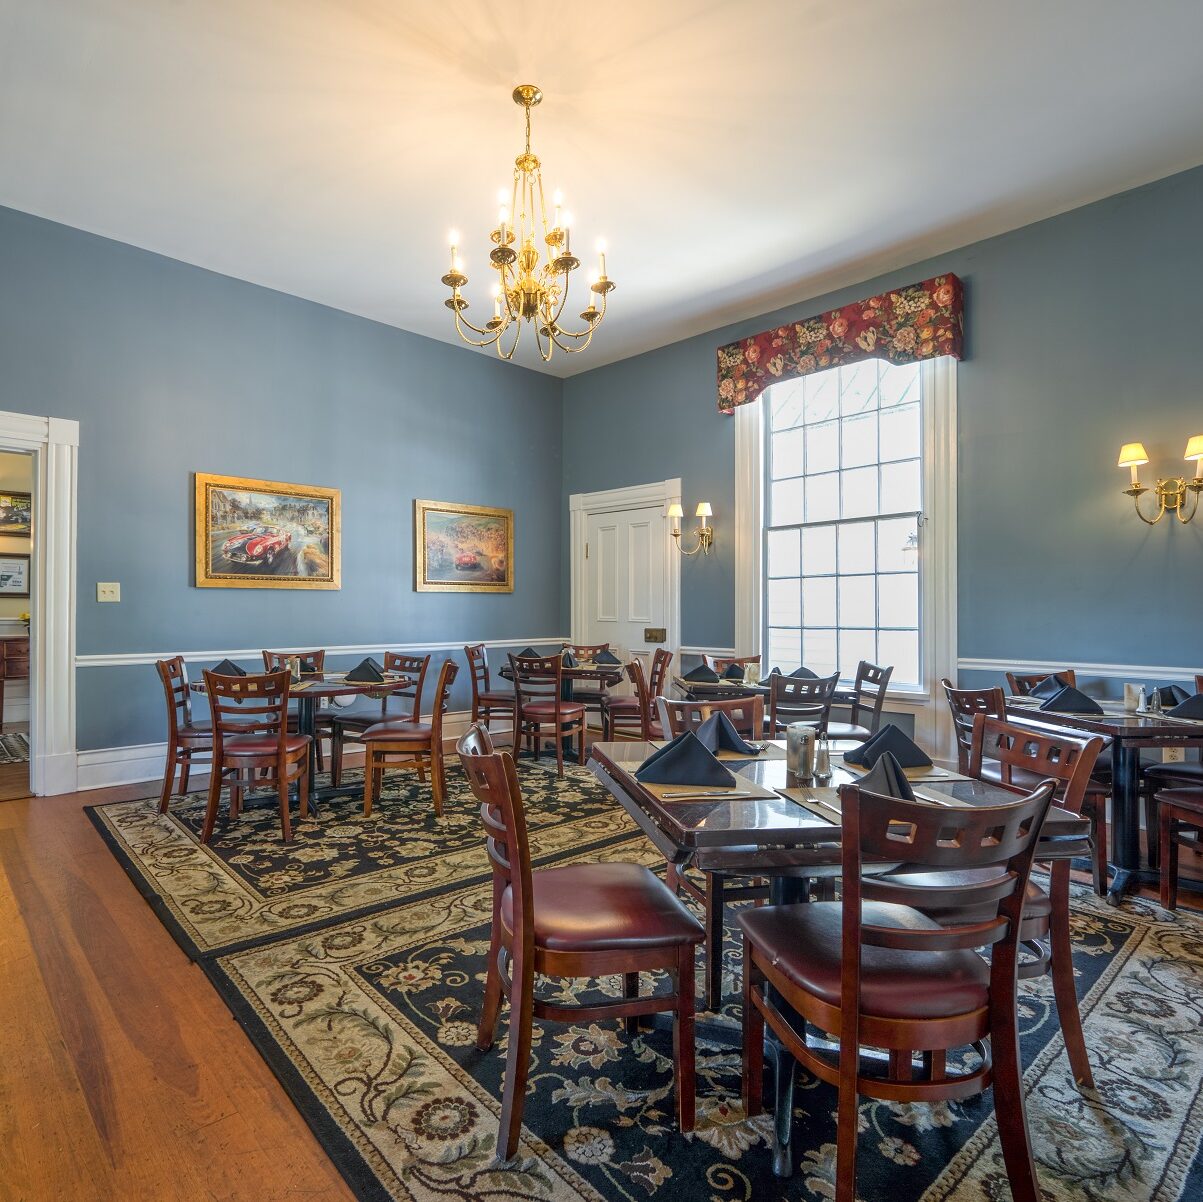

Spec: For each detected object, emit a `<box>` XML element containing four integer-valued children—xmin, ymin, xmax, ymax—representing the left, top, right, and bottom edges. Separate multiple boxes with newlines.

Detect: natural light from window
<box><xmin>764</xmin><ymin>359</ymin><xmax>922</xmax><ymax>687</ymax></box>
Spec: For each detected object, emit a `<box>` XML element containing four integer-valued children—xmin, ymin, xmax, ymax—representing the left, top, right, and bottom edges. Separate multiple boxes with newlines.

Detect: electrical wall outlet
<box><xmin>1163</xmin><ymin>746</ymin><xmax>1187</xmax><ymax>763</ymax></box>
<box><xmin>96</xmin><ymin>582</ymin><xmax>121</xmax><ymax>603</ymax></box>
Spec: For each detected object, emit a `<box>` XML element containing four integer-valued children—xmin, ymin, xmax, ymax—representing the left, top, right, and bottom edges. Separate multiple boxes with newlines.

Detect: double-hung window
<box><xmin>763</xmin><ymin>359</ymin><xmax>929</xmax><ymax>688</ymax></box>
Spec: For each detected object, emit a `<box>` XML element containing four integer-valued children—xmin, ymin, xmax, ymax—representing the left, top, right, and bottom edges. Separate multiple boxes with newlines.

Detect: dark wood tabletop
<box><xmin>589</xmin><ymin>739</ymin><xmax>1089</xmax><ymax>875</ymax></box>
<box><xmin>1003</xmin><ymin>696</ymin><xmax>1203</xmax><ymax>742</ymax></box>
<box><xmin>190</xmin><ymin>671</ymin><xmax>413</xmax><ymax>700</ymax></box>
<box><xmin>499</xmin><ymin>662</ymin><xmax>624</xmax><ymax>685</ymax></box>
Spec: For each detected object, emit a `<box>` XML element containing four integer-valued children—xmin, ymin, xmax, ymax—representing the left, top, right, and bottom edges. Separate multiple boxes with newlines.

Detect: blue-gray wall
<box><xmin>0</xmin><ymin>205</ymin><xmax>564</xmax><ymax>750</ymax></box>
<box><xmin>562</xmin><ymin>165</ymin><xmax>1203</xmax><ymax>679</ymax></box>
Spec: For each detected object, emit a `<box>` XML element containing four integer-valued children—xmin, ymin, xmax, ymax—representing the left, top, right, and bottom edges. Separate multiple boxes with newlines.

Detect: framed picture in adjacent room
<box><xmin>194</xmin><ymin>472</ymin><xmax>341</xmax><ymax>589</ymax></box>
<box><xmin>414</xmin><ymin>499</ymin><xmax>513</xmax><ymax>593</ymax></box>
<box><xmin>0</xmin><ymin>553</ymin><xmax>30</xmax><ymax>597</ymax></box>
<box><xmin>0</xmin><ymin>491</ymin><xmax>32</xmax><ymax>536</ymax></box>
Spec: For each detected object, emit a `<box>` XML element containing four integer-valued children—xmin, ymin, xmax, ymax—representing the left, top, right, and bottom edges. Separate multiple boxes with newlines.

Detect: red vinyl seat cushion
<box><xmin>519</xmin><ymin>700</ymin><xmax>586</xmax><ymax>719</ymax></box>
<box><xmin>361</xmin><ymin>720</ymin><xmax>433</xmax><ymax>742</ymax></box>
<box><xmin>223</xmin><ymin>733</ymin><xmax>309</xmax><ymax>756</ymax></box>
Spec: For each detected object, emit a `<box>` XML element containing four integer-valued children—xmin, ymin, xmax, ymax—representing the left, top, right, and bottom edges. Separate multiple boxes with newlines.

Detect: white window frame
<box><xmin>735</xmin><ymin>357</ymin><xmax>957</xmax><ymax>752</ymax></box>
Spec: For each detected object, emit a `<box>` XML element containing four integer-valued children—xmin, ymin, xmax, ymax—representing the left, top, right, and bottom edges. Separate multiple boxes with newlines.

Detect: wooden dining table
<box><xmin>191</xmin><ymin>670</ymin><xmax>413</xmax><ymax>805</ymax></box>
<box><xmin>588</xmin><ymin>737</ymin><xmax>1089</xmax><ymax>1176</ymax></box>
<box><xmin>673</xmin><ymin>674</ymin><xmax>860</xmax><ymax>707</ymax></box>
<box><xmin>1004</xmin><ymin>695</ymin><xmax>1203</xmax><ymax>906</ymax></box>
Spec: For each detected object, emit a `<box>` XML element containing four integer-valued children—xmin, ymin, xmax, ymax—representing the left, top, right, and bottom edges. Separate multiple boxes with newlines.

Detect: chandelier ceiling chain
<box><xmin>441</xmin><ymin>84</ymin><xmax>614</xmax><ymax>363</ymax></box>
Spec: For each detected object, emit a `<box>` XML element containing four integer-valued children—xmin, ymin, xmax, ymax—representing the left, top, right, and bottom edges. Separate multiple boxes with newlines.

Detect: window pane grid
<box><xmin>765</xmin><ymin>360</ymin><xmax>923</xmax><ymax>687</ymax></box>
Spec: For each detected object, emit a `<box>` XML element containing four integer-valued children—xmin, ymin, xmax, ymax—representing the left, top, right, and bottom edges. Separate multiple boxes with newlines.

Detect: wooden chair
<box><xmin>510</xmin><ymin>653</ymin><xmax>586</xmax><ymax>778</ymax></box>
<box><xmin>768</xmin><ymin>670</ymin><xmax>840</xmax><ymax>735</ymax></box>
<box><xmin>656</xmin><ymin>692</ymin><xmax>769</xmax><ymax>1010</ymax></box>
<box><xmin>864</xmin><ymin>714</ymin><xmax>1104</xmax><ymax>1093</ymax></box>
<box><xmin>827</xmin><ymin>660</ymin><xmax>894</xmax><ymax>740</ymax></box>
<box><xmin>361</xmin><ymin>659</ymin><xmax>458</xmax><ymax>817</ymax></box>
<box><xmin>941</xmin><ymin>678</ymin><xmax>1006</xmax><ymax>773</ymax></box>
<box><xmin>458</xmin><ymin>724</ymin><xmax>704</xmax><ymax>1161</ymax></box>
<box><xmin>602</xmin><ymin>649</ymin><xmax>672</xmax><ymax>739</ymax></box>
<box><xmin>742</xmin><ymin>776</ymin><xmax>1055</xmax><ymax>1198</ymax></box>
<box><xmin>657</xmin><ymin>694</ymin><xmax>764</xmax><ymax>740</ymax></box>
<box><xmin>1154</xmin><ymin>786</ymin><xmax>1203</xmax><ymax>910</ymax></box>
<box><xmin>1006</xmin><ymin>668</ymin><xmax>1077</xmax><ymax>695</ymax></box>
<box><xmin>330</xmin><ymin>653</ymin><xmax>431</xmax><ymax>786</ymax></box>
<box><xmin>465</xmin><ymin>643</ymin><xmax>517</xmax><ymax>742</ymax></box>
<box><xmin>1143</xmin><ymin>673</ymin><xmax>1203</xmax><ymax>867</ymax></box>
<box><xmin>703</xmin><ymin>653</ymin><xmax>760</xmax><ymax>677</ymax></box>
<box><xmin>263</xmin><ymin>649</ymin><xmax>328</xmax><ymax>771</ymax></box>
<box><xmin>561</xmin><ymin>642</ymin><xmax>612</xmax><ymax>730</ymax></box>
<box><xmin>202</xmin><ymin>669</ymin><xmax>310</xmax><ymax>843</ymax></box>
<box><xmin>155</xmin><ymin>656</ymin><xmax>213</xmax><ymax>812</ymax></box>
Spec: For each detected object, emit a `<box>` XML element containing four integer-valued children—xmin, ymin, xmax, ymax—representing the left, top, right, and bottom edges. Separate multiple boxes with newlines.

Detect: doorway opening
<box><xmin>0</xmin><ymin>450</ymin><xmax>32</xmax><ymax>799</ymax></box>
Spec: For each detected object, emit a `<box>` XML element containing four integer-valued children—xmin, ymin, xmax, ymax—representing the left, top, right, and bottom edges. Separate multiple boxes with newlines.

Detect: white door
<box><xmin>583</xmin><ymin>504</ymin><xmax>668</xmax><ymax>679</ymax></box>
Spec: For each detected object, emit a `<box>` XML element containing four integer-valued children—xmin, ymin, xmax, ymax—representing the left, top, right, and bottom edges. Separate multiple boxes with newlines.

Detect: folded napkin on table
<box><xmin>211</xmin><ymin>658</ymin><xmax>246</xmax><ymax>677</ymax></box>
<box><xmin>594</xmin><ymin>649</ymin><xmax>621</xmax><ymax>665</ymax></box>
<box><xmin>856</xmin><ymin>750</ymin><xmax>916</xmax><ymax>801</ymax></box>
<box><xmin>346</xmin><ymin>657</ymin><xmax>385</xmax><ymax>683</ymax></box>
<box><xmin>683</xmin><ymin>664</ymin><xmax>721</xmax><ymax>683</ymax></box>
<box><xmin>1168</xmin><ymin>693</ymin><xmax>1203</xmax><ymax>719</ymax></box>
<box><xmin>694</xmin><ymin>711</ymin><xmax>758</xmax><ymax>755</ymax></box>
<box><xmin>723</xmin><ymin>662</ymin><xmax>746</xmax><ymax>680</ymax></box>
<box><xmin>758</xmin><ymin>667</ymin><xmax>782</xmax><ymax>686</ymax></box>
<box><xmin>516</xmin><ymin>646</ymin><xmax>539</xmax><ymax>659</ymax></box>
<box><xmin>635</xmin><ymin>730</ymin><xmax>737</xmax><ymax>787</ymax></box>
<box><xmin>1029</xmin><ymin>673</ymin><xmax>1072</xmax><ymax>699</ymax></box>
<box><xmin>561</xmin><ymin>650</ymin><xmax>578</xmax><ymax>667</ymax></box>
<box><xmin>789</xmin><ymin>666</ymin><xmax>818</xmax><ymax>679</ymax></box>
<box><xmin>1039</xmin><ymin>685</ymin><xmax>1103</xmax><ymax>715</ymax></box>
<box><xmin>1157</xmin><ymin>684</ymin><xmax>1191</xmax><ymax>707</ymax></box>
<box><xmin>843</xmin><ymin>723</ymin><xmax>932</xmax><ymax>769</ymax></box>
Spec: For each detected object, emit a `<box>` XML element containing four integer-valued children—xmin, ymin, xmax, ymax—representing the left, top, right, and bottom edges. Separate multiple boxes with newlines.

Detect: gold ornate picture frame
<box><xmin>414</xmin><ymin>499</ymin><xmax>513</xmax><ymax>593</ymax></box>
<box><xmin>195</xmin><ymin>472</ymin><xmax>341</xmax><ymax>590</ymax></box>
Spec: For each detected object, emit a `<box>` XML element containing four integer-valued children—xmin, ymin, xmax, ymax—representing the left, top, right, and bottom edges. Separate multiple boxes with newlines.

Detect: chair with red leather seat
<box><xmin>1141</xmin><ymin>672</ymin><xmax>1203</xmax><ymax>868</ymax></box>
<box><xmin>465</xmin><ymin>643</ymin><xmax>517</xmax><ymax>743</ymax></box>
<box><xmin>156</xmin><ymin>656</ymin><xmax>213</xmax><ymax>812</ymax></box>
<box><xmin>1154</xmin><ymin>786</ymin><xmax>1203</xmax><ymax>910</ymax></box>
<box><xmin>826</xmin><ymin>660</ymin><xmax>893</xmax><ymax>741</ymax></box>
<box><xmin>202</xmin><ymin>668</ymin><xmax>310</xmax><ymax>843</ymax></box>
<box><xmin>361</xmin><ymin>659</ymin><xmax>457</xmax><ymax>817</ymax></box>
<box><xmin>864</xmin><ymin>713</ymin><xmax>1103</xmax><ymax>1092</ymax></box>
<box><xmin>510</xmin><ymin>652</ymin><xmax>586</xmax><ymax>778</ymax></box>
<box><xmin>330</xmin><ymin>652</ymin><xmax>431</xmax><ymax>786</ymax></box>
<box><xmin>458</xmin><ymin>724</ymin><xmax>703</xmax><ymax>1162</ymax></box>
<box><xmin>603</xmin><ymin>651</ymin><xmax>671</xmax><ymax>740</ymax></box>
<box><xmin>741</xmin><ymin>775</ymin><xmax>1055</xmax><ymax>1199</ymax></box>
<box><xmin>263</xmin><ymin>649</ymin><xmax>329</xmax><ymax>771</ymax></box>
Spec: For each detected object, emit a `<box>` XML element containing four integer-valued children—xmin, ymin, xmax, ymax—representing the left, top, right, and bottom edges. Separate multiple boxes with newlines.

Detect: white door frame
<box><xmin>0</xmin><ymin>410</ymin><xmax>79</xmax><ymax>796</ymax></box>
<box><xmin>569</xmin><ymin>479</ymin><xmax>682</xmax><ymax>659</ymax></box>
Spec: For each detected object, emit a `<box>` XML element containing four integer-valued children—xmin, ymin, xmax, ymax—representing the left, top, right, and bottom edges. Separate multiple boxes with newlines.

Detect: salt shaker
<box><xmin>786</xmin><ymin>723</ymin><xmax>815</xmax><ymax>779</ymax></box>
<box><xmin>814</xmin><ymin>734</ymin><xmax>832</xmax><ymax>783</ymax></box>
<box><xmin>1136</xmin><ymin>686</ymin><xmax>1148</xmax><ymax>713</ymax></box>
<box><xmin>1150</xmin><ymin>688</ymin><xmax>1163</xmax><ymax>715</ymax></box>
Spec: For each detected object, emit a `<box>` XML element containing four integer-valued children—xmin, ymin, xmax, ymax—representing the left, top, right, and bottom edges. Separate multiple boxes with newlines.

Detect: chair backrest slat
<box><xmin>384</xmin><ymin>652</ymin><xmax>431</xmax><ymax>720</ymax></box>
<box><xmin>205</xmin><ymin>669</ymin><xmax>292</xmax><ymax>752</ymax></box>
<box><xmin>426</xmin><ymin>659</ymin><xmax>459</xmax><ymax>741</ymax></box>
<box><xmin>624</xmin><ymin>659</ymin><xmax>653</xmax><ymax>738</ymax></box>
<box><xmin>263</xmin><ymin>649</ymin><xmax>326</xmax><ymax>675</ymax></box>
<box><xmin>465</xmin><ymin>643</ymin><xmax>491</xmax><ymax>702</ymax></box>
<box><xmin>563</xmin><ymin>642</ymin><xmax>609</xmax><ymax>663</ymax></box>
<box><xmin>156</xmin><ymin>656</ymin><xmax>193</xmax><ymax>735</ymax></box>
<box><xmin>1005</xmin><ymin>668</ymin><xmax>1076</xmax><ymax>696</ymax></box>
<box><xmin>658</xmin><ymin>694</ymin><xmax>764</xmax><ymax>739</ymax></box>
<box><xmin>510</xmin><ymin>653</ymin><xmax>564</xmax><ymax>715</ymax></box>
<box><xmin>648</xmin><ymin>648</ymin><xmax>673</xmax><ymax>699</ymax></box>
<box><xmin>941</xmin><ymin>678</ymin><xmax>1007</xmax><ymax>773</ymax></box>
<box><xmin>847</xmin><ymin>659</ymin><xmax>894</xmax><ymax>732</ymax></box>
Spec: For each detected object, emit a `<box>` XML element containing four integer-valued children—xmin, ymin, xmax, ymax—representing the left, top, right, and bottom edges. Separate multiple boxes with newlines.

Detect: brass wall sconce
<box><xmin>1118</xmin><ymin>437</ymin><xmax>1203</xmax><ymax>524</ymax></box>
<box><xmin>667</xmin><ymin>501</ymin><xmax>714</xmax><ymax>555</ymax></box>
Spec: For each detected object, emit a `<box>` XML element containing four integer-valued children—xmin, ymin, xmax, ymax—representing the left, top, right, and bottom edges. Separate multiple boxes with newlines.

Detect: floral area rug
<box><xmin>86</xmin><ymin>759</ymin><xmax>634</xmax><ymax>958</ymax></box>
<box><xmin>92</xmin><ymin>760</ymin><xmax>1203</xmax><ymax>1201</ymax></box>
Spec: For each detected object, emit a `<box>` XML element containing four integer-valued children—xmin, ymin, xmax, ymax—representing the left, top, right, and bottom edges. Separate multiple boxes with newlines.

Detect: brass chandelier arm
<box><xmin>1177</xmin><ymin>485</ymin><xmax>1202</xmax><ymax>524</ymax></box>
<box><xmin>1125</xmin><ymin>478</ymin><xmax>1203</xmax><ymax>525</ymax></box>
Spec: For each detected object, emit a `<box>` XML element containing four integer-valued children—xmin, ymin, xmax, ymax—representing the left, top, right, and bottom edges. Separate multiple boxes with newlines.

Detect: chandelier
<box><xmin>441</xmin><ymin>84</ymin><xmax>614</xmax><ymax>362</ymax></box>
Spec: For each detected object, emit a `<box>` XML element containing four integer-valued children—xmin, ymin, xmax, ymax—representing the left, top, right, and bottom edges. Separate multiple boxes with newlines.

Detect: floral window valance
<box><xmin>716</xmin><ymin>273</ymin><xmax>963</xmax><ymax>413</ymax></box>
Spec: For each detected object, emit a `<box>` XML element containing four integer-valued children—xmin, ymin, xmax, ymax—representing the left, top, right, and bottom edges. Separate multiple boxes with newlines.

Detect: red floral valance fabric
<box><xmin>716</xmin><ymin>273</ymin><xmax>964</xmax><ymax>413</ymax></box>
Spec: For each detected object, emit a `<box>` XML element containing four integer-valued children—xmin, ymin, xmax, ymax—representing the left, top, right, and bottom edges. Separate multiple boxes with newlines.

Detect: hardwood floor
<box><xmin>0</xmin><ymin>779</ymin><xmax>354</xmax><ymax>1202</ymax></box>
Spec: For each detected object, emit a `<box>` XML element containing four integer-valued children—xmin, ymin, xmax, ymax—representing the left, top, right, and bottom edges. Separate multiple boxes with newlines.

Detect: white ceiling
<box><xmin>3</xmin><ymin>1</ymin><xmax>1203</xmax><ymax>377</ymax></box>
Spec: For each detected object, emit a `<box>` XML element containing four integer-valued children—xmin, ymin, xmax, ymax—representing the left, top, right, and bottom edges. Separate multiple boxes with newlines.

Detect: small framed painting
<box><xmin>0</xmin><ymin>492</ymin><xmax>32</xmax><ymax>536</ymax></box>
<box><xmin>0</xmin><ymin>554</ymin><xmax>30</xmax><ymax>597</ymax></box>
<box><xmin>414</xmin><ymin>499</ymin><xmax>513</xmax><ymax>593</ymax></box>
<box><xmin>195</xmin><ymin>472</ymin><xmax>341</xmax><ymax>589</ymax></box>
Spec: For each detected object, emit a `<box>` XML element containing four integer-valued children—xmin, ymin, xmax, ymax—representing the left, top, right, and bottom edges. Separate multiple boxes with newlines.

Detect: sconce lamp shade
<box><xmin>1117</xmin><ymin>442</ymin><xmax>1149</xmax><ymax>468</ymax></box>
<box><xmin>694</xmin><ymin>501</ymin><xmax>713</xmax><ymax>519</ymax></box>
<box><xmin>1184</xmin><ymin>435</ymin><xmax>1203</xmax><ymax>462</ymax></box>
<box><xmin>666</xmin><ymin>502</ymin><xmax>684</xmax><ymax>519</ymax></box>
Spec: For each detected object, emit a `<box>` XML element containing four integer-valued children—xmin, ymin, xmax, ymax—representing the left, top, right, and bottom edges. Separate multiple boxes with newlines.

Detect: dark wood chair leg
<box><xmin>477</xmin><ymin>936</ymin><xmax>504</xmax><ymax>1051</ymax></box>
<box><xmin>673</xmin><ymin>943</ymin><xmax>696</xmax><ymax>1133</ymax></box>
<box><xmin>201</xmin><ymin>770</ymin><xmax>222</xmax><ymax>843</ymax></box>
<box><xmin>1048</xmin><ymin>861</ymin><xmax>1093</xmax><ymax>1089</ymax></box>
<box><xmin>178</xmin><ymin>759</ymin><xmax>191</xmax><ymax>797</ymax></box>
<box><xmin>741</xmin><ymin>943</ymin><xmax>764</xmax><ymax>1117</ymax></box>
<box><xmin>364</xmin><ymin>754</ymin><xmax>377</xmax><ymax>818</ymax></box>
<box><xmin>665</xmin><ymin>861</ymin><xmax>681</xmax><ymax>895</ymax></box>
<box><xmin>1087</xmin><ymin>794</ymin><xmax>1108</xmax><ymax>896</ymax></box>
<box><xmin>299</xmin><ymin>757</ymin><xmax>310</xmax><ymax>821</ymax></box>
<box><xmin>277</xmin><ymin>769</ymin><xmax>293</xmax><ymax>843</ymax></box>
<box><xmin>1161</xmin><ymin>806</ymin><xmax>1178</xmax><ymax>910</ymax></box>
<box><xmin>431</xmin><ymin>743</ymin><xmax>446</xmax><ymax>817</ymax></box>
<box><xmin>159</xmin><ymin>743</ymin><xmax>178</xmax><ymax>813</ymax></box>
<box><xmin>624</xmin><ymin>971</ymin><xmax>640</xmax><ymax>1035</ymax></box>
<box><xmin>577</xmin><ymin>718</ymin><xmax>587</xmax><ymax>765</ymax></box>
<box><xmin>555</xmin><ymin>723</ymin><xmax>564</xmax><ymax>778</ymax></box>
<box><xmin>497</xmin><ymin>947</ymin><xmax>534</xmax><ymax>1164</ymax></box>
<box><xmin>331</xmin><ymin>727</ymin><xmax>344</xmax><ymax>787</ymax></box>
<box><xmin>989</xmin><ymin>969</ymin><xmax>1041</xmax><ymax>1202</ymax></box>
<box><xmin>704</xmin><ymin>873</ymin><xmax>725</xmax><ymax>1011</ymax></box>
<box><xmin>1145</xmin><ymin>793</ymin><xmax>1161</xmax><ymax>869</ymax></box>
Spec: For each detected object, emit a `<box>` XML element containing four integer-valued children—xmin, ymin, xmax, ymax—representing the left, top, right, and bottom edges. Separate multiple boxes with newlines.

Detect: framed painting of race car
<box><xmin>194</xmin><ymin>472</ymin><xmax>341</xmax><ymax>589</ymax></box>
<box><xmin>414</xmin><ymin>499</ymin><xmax>513</xmax><ymax>593</ymax></box>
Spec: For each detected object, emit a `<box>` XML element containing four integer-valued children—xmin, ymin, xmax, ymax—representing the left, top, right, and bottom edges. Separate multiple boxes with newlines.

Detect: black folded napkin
<box><xmin>844</xmin><ymin>723</ymin><xmax>932</xmax><ymax>769</ymax></box>
<box><xmin>1029</xmin><ymin>673</ymin><xmax>1070</xmax><ymax>699</ymax></box>
<box><xmin>300</xmin><ymin>662</ymin><xmax>322</xmax><ymax>677</ymax></box>
<box><xmin>635</xmin><ymin>731</ymin><xmax>737</xmax><ymax>787</ymax></box>
<box><xmin>516</xmin><ymin>646</ymin><xmax>539</xmax><ymax>659</ymax></box>
<box><xmin>856</xmin><ymin>750</ymin><xmax>915</xmax><ymax>801</ymax></box>
<box><xmin>789</xmin><ymin>666</ymin><xmax>818</xmax><ymax>679</ymax></box>
<box><xmin>1157</xmin><ymin>684</ymin><xmax>1191</xmax><ymax>707</ymax></box>
<box><xmin>758</xmin><ymin>666</ymin><xmax>782</xmax><ymax>686</ymax></box>
<box><xmin>694</xmin><ymin>711</ymin><xmax>758</xmax><ymax>755</ymax></box>
<box><xmin>346</xmin><ymin>657</ymin><xmax>385</xmax><ymax>683</ymax></box>
<box><xmin>1168</xmin><ymin>693</ymin><xmax>1203</xmax><ymax>719</ymax></box>
<box><xmin>683</xmin><ymin>664</ymin><xmax>721</xmax><ymax>683</ymax></box>
<box><xmin>562</xmin><ymin>650</ymin><xmax>578</xmax><ymax>667</ymax></box>
<box><xmin>594</xmin><ymin>649</ymin><xmax>621</xmax><ymax>665</ymax></box>
<box><xmin>1039</xmin><ymin>685</ymin><xmax>1103</xmax><ymax>715</ymax></box>
<box><xmin>211</xmin><ymin>658</ymin><xmax>246</xmax><ymax>677</ymax></box>
<box><xmin>723</xmin><ymin>662</ymin><xmax>746</xmax><ymax>680</ymax></box>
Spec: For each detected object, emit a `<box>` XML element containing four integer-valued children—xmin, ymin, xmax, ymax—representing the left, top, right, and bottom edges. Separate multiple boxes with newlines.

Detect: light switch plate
<box><xmin>97</xmin><ymin>582</ymin><xmax>121</xmax><ymax>603</ymax></box>
<box><xmin>1163</xmin><ymin>747</ymin><xmax>1187</xmax><ymax>763</ymax></box>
